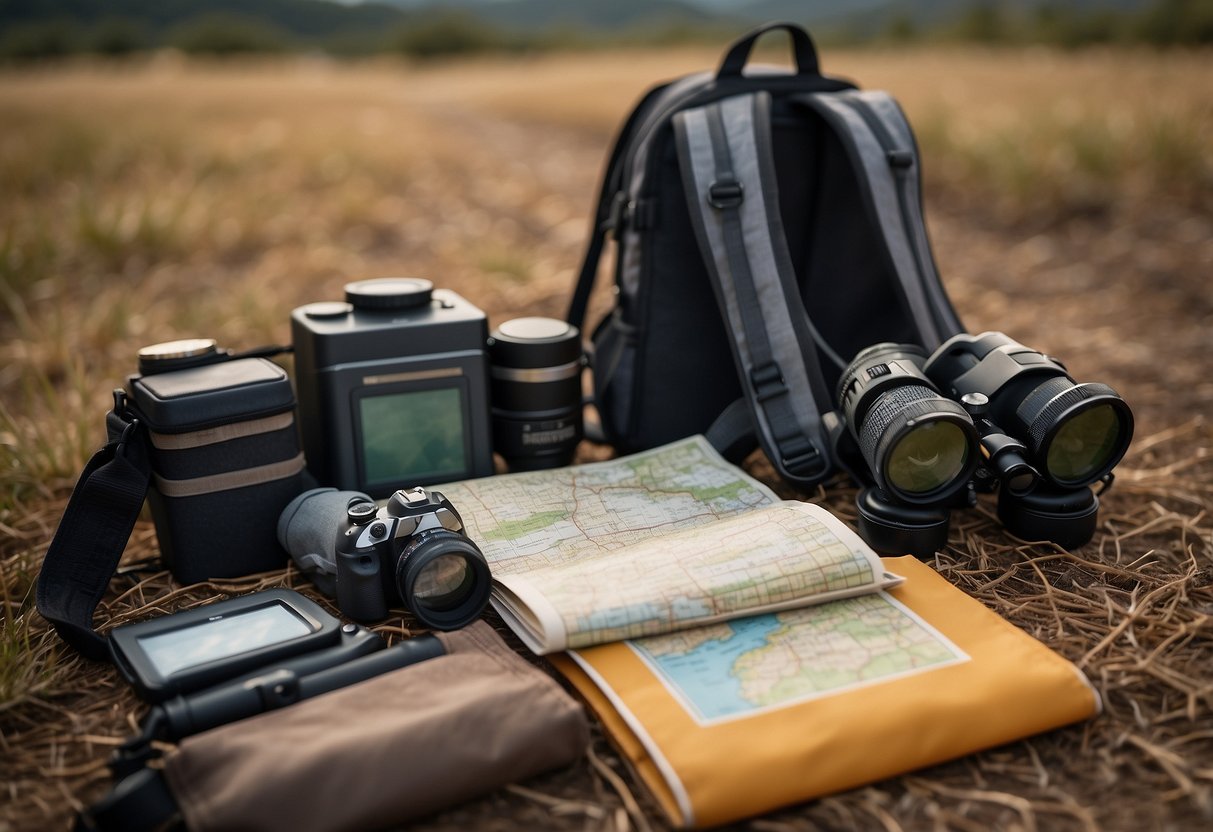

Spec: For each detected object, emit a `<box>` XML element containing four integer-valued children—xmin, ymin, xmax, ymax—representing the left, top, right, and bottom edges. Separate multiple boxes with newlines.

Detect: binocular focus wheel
<box><xmin>855</xmin><ymin>488</ymin><xmax>951</xmax><ymax>560</ymax></box>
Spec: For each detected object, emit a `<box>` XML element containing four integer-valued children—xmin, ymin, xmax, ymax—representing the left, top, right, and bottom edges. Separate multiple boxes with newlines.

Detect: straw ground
<box><xmin>1</xmin><ymin>47</ymin><xmax>1211</xmax><ymax>830</ymax></box>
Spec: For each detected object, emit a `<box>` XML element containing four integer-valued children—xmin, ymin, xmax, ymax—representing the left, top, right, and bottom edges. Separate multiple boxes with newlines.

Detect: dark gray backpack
<box><xmin>567</xmin><ymin>22</ymin><xmax>964</xmax><ymax>488</ymax></box>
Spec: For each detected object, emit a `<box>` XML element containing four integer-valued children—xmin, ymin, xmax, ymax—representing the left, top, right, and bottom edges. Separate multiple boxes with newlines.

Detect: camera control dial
<box><xmin>344</xmin><ymin>278</ymin><xmax>433</xmax><ymax>310</ymax></box>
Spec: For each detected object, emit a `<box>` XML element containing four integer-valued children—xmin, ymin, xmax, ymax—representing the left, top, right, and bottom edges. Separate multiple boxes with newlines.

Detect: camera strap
<box><xmin>35</xmin><ymin>391</ymin><xmax>150</xmax><ymax>661</ymax></box>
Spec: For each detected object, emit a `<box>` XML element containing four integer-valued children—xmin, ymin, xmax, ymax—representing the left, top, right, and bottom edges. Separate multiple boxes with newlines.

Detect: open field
<box><xmin>2</xmin><ymin>47</ymin><xmax>1212</xmax><ymax>830</ymax></box>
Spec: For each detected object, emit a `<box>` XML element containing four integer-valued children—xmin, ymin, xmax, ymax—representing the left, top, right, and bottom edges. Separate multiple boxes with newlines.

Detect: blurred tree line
<box><xmin>1</xmin><ymin>0</ymin><xmax>1211</xmax><ymax>62</ymax></box>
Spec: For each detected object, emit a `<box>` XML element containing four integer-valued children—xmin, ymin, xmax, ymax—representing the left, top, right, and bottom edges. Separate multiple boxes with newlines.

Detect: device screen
<box><xmin>358</xmin><ymin>386</ymin><xmax>468</xmax><ymax>486</ymax></box>
<box><xmin>136</xmin><ymin>603</ymin><xmax>313</xmax><ymax>678</ymax></box>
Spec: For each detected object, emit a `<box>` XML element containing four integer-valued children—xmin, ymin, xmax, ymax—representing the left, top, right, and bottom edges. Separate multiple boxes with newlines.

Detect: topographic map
<box><xmin>438</xmin><ymin>435</ymin><xmax>779</xmax><ymax>576</ymax></box>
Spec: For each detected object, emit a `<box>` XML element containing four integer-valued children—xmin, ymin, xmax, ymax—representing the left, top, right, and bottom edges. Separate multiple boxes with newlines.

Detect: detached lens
<box><xmin>488</xmin><ymin>317</ymin><xmax>584</xmax><ymax>472</ymax></box>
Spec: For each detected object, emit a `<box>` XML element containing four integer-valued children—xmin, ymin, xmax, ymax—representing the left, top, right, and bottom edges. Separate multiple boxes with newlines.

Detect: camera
<box><xmin>125</xmin><ymin>338</ymin><xmax>303</xmax><ymax>583</ymax></box>
<box><xmin>832</xmin><ymin>332</ymin><xmax>1133</xmax><ymax>555</ymax></box>
<box><xmin>278</xmin><ymin>486</ymin><xmax>492</xmax><ymax>630</ymax></box>
<box><xmin>291</xmin><ymin>278</ymin><xmax>494</xmax><ymax>499</ymax></box>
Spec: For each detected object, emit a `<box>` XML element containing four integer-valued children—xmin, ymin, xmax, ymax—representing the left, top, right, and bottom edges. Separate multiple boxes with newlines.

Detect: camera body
<box><xmin>292</xmin><ymin>278</ymin><xmax>494</xmax><ymax>498</ymax></box>
<box><xmin>330</xmin><ymin>487</ymin><xmax>492</xmax><ymax>629</ymax></box>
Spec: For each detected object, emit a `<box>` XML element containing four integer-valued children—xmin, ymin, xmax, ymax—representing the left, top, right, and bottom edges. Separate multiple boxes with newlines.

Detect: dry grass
<box><xmin>1</xmin><ymin>48</ymin><xmax>1212</xmax><ymax>831</ymax></box>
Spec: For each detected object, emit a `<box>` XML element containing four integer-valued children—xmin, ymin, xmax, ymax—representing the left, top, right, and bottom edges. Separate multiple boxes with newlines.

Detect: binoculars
<box><xmin>831</xmin><ymin>332</ymin><xmax>1134</xmax><ymax>557</ymax></box>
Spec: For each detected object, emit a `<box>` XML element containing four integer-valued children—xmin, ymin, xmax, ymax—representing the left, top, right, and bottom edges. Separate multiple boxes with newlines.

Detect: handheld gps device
<box><xmin>109</xmin><ymin>589</ymin><xmax>348</xmax><ymax>702</ymax></box>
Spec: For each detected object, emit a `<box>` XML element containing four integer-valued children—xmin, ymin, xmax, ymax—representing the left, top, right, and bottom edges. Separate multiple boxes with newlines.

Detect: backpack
<box><xmin>567</xmin><ymin>22</ymin><xmax>965</xmax><ymax>488</ymax></box>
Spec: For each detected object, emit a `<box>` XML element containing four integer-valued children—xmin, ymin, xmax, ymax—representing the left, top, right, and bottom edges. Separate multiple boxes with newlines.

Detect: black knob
<box><xmin>347</xmin><ymin>501</ymin><xmax>377</xmax><ymax>525</ymax></box>
<box><xmin>344</xmin><ymin>278</ymin><xmax>433</xmax><ymax>310</ymax></box>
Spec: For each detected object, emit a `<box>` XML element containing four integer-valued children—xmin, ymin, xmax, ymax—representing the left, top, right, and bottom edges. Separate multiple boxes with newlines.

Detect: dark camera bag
<box><xmin>568</xmin><ymin>22</ymin><xmax>965</xmax><ymax>488</ymax></box>
<box><xmin>125</xmin><ymin>358</ymin><xmax>304</xmax><ymax>583</ymax></box>
<box><xmin>37</xmin><ymin>354</ymin><xmax>304</xmax><ymax>660</ymax></box>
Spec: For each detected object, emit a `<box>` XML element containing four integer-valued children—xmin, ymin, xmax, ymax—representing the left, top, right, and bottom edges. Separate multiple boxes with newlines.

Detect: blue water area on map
<box><xmin>632</xmin><ymin>615</ymin><xmax>783</xmax><ymax>722</ymax></box>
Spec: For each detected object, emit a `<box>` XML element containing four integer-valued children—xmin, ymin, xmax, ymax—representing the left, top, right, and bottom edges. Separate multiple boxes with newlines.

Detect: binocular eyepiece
<box><xmin>833</xmin><ymin>331</ymin><xmax>1133</xmax><ymax>557</ymax></box>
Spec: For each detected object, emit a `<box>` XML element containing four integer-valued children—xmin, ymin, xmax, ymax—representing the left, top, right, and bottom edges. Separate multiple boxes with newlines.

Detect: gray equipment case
<box><xmin>567</xmin><ymin>22</ymin><xmax>964</xmax><ymax>488</ymax></box>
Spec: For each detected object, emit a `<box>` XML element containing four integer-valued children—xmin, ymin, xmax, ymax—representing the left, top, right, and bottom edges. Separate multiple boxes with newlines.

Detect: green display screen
<box><xmin>358</xmin><ymin>387</ymin><xmax>467</xmax><ymax>486</ymax></box>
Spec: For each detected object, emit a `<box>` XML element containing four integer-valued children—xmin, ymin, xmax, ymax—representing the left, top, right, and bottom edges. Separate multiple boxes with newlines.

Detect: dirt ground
<box><xmin>1</xmin><ymin>51</ymin><xmax>1211</xmax><ymax>831</ymax></box>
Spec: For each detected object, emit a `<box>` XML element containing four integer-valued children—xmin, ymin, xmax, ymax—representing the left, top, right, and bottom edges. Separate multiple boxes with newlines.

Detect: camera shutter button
<box><xmin>368</xmin><ymin>522</ymin><xmax>388</xmax><ymax>539</ymax></box>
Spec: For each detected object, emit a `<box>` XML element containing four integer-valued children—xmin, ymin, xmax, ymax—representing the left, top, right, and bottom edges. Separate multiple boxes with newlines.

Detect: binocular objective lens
<box><xmin>886</xmin><ymin>420</ymin><xmax>971</xmax><ymax>496</ymax></box>
<box><xmin>412</xmin><ymin>553</ymin><xmax>475</xmax><ymax>611</ymax></box>
<box><xmin>1046</xmin><ymin>403</ymin><xmax>1123</xmax><ymax>485</ymax></box>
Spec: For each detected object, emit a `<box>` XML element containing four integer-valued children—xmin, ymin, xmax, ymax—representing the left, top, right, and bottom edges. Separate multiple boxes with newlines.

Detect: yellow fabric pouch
<box><xmin>551</xmin><ymin>556</ymin><xmax>1099</xmax><ymax>828</ymax></box>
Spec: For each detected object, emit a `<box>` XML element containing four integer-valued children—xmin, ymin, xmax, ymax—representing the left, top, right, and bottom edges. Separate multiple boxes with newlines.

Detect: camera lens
<box><xmin>412</xmin><ymin>553</ymin><xmax>474</xmax><ymax>610</ymax></box>
<box><xmin>396</xmin><ymin>531</ymin><xmax>492</xmax><ymax>629</ymax></box>
<box><xmin>1018</xmin><ymin>378</ymin><xmax>1132</xmax><ymax>487</ymax></box>
<box><xmin>488</xmin><ymin>317</ymin><xmax>584</xmax><ymax>471</ymax></box>
<box><xmin>838</xmin><ymin>344</ymin><xmax>978</xmax><ymax>504</ymax></box>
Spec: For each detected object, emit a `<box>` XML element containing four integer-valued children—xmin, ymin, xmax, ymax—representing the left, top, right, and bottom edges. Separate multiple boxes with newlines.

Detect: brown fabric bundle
<box><xmin>162</xmin><ymin>622</ymin><xmax>589</xmax><ymax>832</ymax></box>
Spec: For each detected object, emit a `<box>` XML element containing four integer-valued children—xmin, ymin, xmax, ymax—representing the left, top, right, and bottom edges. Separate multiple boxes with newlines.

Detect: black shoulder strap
<box><xmin>36</xmin><ymin>392</ymin><xmax>150</xmax><ymax>661</ymax></box>
<box><xmin>567</xmin><ymin>83</ymin><xmax>670</xmax><ymax>331</ymax></box>
<box><xmin>673</xmin><ymin>91</ymin><xmax>832</xmax><ymax>488</ymax></box>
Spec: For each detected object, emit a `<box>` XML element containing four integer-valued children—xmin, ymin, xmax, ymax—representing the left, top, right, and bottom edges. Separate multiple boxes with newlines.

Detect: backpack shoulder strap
<box><xmin>673</xmin><ymin>90</ymin><xmax>832</xmax><ymax>487</ymax></box>
<box><xmin>567</xmin><ymin>82</ymin><xmax>671</xmax><ymax>331</ymax></box>
<box><xmin>794</xmin><ymin>90</ymin><xmax>964</xmax><ymax>347</ymax></box>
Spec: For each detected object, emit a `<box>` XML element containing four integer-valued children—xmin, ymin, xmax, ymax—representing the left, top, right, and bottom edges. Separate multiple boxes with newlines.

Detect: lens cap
<box><xmin>138</xmin><ymin>338</ymin><xmax>220</xmax><ymax>375</ymax></box>
<box><xmin>344</xmin><ymin>278</ymin><xmax>434</xmax><ymax>311</ymax></box>
<box><xmin>489</xmin><ymin>317</ymin><xmax>581</xmax><ymax>369</ymax></box>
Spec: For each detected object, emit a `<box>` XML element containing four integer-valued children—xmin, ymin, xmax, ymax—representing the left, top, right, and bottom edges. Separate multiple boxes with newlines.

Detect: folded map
<box><xmin>438</xmin><ymin>435</ymin><xmax>899</xmax><ymax>653</ymax></box>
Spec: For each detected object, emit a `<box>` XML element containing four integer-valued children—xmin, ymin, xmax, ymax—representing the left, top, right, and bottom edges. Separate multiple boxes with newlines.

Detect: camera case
<box><xmin>127</xmin><ymin>357</ymin><xmax>305</xmax><ymax>583</ymax></box>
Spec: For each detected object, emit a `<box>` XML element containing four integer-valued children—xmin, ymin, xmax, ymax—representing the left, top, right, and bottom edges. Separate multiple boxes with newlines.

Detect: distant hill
<box><xmin>381</xmin><ymin>0</ymin><xmax>1154</xmax><ymax>34</ymax></box>
<box><xmin>0</xmin><ymin>0</ymin><xmax>406</xmax><ymax>39</ymax></box>
<box><xmin>1</xmin><ymin>0</ymin><xmax>1200</xmax><ymax>58</ymax></box>
<box><xmin>374</xmin><ymin>0</ymin><xmax>737</xmax><ymax>32</ymax></box>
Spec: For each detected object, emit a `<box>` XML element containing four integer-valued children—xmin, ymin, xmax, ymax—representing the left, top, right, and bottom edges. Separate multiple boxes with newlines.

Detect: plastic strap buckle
<box><xmin>708</xmin><ymin>179</ymin><xmax>744</xmax><ymax>209</ymax></box>
<box><xmin>781</xmin><ymin>442</ymin><xmax>827</xmax><ymax>479</ymax></box>
<box><xmin>749</xmin><ymin>362</ymin><xmax>786</xmax><ymax>403</ymax></box>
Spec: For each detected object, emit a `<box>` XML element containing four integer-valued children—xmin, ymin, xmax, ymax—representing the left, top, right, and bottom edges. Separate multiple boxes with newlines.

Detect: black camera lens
<box><xmin>396</xmin><ymin>531</ymin><xmax>492</xmax><ymax>630</ymax></box>
<box><xmin>925</xmin><ymin>332</ymin><xmax>1133</xmax><ymax>490</ymax></box>
<box><xmin>488</xmin><ymin>317</ymin><xmax>584</xmax><ymax>471</ymax></box>
<box><xmin>837</xmin><ymin>344</ymin><xmax>978</xmax><ymax>504</ymax></box>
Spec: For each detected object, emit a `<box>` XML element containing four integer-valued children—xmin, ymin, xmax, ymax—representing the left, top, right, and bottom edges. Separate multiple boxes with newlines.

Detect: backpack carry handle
<box><xmin>717</xmin><ymin>22</ymin><xmax>820</xmax><ymax>79</ymax></box>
